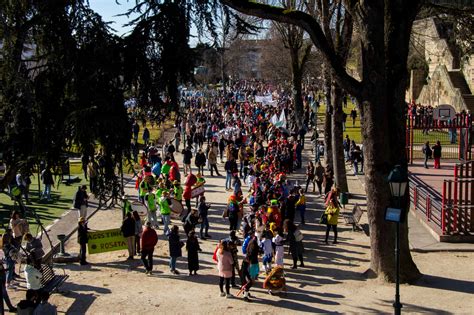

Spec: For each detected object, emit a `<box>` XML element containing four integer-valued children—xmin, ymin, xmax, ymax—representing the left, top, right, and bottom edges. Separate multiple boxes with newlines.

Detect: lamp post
<box><xmin>386</xmin><ymin>165</ymin><xmax>408</xmax><ymax>315</ymax></box>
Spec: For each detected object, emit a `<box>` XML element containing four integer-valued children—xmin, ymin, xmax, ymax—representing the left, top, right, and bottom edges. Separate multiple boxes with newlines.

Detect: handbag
<box><xmin>319</xmin><ymin>213</ymin><xmax>328</xmax><ymax>224</ymax></box>
<box><xmin>222</xmin><ymin>207</ymin><xmax>229</xmax><ymax>218</ymax></box>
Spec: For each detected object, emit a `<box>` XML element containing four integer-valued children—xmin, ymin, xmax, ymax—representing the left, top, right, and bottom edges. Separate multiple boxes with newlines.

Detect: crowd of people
<box><xmin>72</xmin><ymin>80</ymin><xmax>343</xmax><ymax>302</ymax></box>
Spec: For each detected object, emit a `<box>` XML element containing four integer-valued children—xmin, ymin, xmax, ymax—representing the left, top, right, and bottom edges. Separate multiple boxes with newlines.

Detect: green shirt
<box><xmin>140</xmin><ymin>180</ymin><xmax>150</xmax><ymax>197</ymax></box>
<box><xmin>159</xmin><ymin>197</ymin><xmax>171</xmax><ymax>215</ymax></box>
<box><xmin>174</xmin><ymin>186</ymin><xmax>183</xmax><ymax>201</ymax></box>
<box><xmin>123</xmin><ymin>200</ymin><xmax>132</xmax><ymax>216</ymax></box>
<box><xmin>146</xmin><ymin>193</ymin><xmax>157</xmax><ymax>212</ymax></box>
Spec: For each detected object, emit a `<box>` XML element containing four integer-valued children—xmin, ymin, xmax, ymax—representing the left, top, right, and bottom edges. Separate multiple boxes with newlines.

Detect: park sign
<box><xmin>87</xmin><ymin>228</ymin><xmax>127</xmax><ymax>254</ymax></box>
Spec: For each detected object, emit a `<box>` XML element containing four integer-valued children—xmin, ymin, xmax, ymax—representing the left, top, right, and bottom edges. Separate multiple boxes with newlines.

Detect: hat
<box><xmin>78</xmin><ymin>217</ymin><xmax>85</xmax><ymax>223</ymax></box>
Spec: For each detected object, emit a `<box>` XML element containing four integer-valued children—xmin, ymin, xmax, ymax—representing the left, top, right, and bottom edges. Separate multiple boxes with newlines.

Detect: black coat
<box><xmin>195</xmin><ymin>152</ymin><xmax>206</xmax><ymax>167</ymax></box>
<box><xmin>78</xmin><ymin>224</ymin><xmax>89</xmax><ymax>245</ymax></box>
<box><xmin>186</xmin><ymin>236</ymin><xmax>201</xmax><ymax>271</ymax></box>
<box><xmin>168</xmin><ymin>232</ymin><xmax>183</xmax><ymax>257</ymax></box>
<box><xmin>121</xmin><ymin>217</ymin><xmax>135</xmax><ymax>237</ymax></box>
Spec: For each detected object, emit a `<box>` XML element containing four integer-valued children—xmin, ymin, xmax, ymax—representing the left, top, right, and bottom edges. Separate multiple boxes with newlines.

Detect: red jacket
<box><xmin>140</xmin><ymin>227</ymin><xmax>158</xmax><ymax>251</ymax></box>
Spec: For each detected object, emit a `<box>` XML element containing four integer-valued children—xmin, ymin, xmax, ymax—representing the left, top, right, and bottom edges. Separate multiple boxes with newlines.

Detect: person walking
<box><xmin>324</xmin><ymin>187</ymin><xmax>341</xmax><ymax>244</ymax></box>
<box><xmin>207</xmin><ymin>146</ymin><xmax>221</xmax><ymax>176</ymax></box>
<box><xmin>224</xmin><ymin>157</ymin><xmax>237</xmax><ymax>191</ymax></box>
<box><xmin>422</xmin><ymin>141</ymin><xmax>432</xmax><ymax>169</ymax></box>
<box><xmin>141</xmin><ymin>222</ymin><xmax>158</xmax><ymax>275</ymax></box>
<box><xmin>216</xmin><ymin>240</ymin><xmax>234</xmax><ymax>298</ymax></box>
<box><xmin>73</xmin><ymin>185</ymin><xmax>89</xmax><ymax>219</ymax></box>
<box><xmin>323</xmin><ymin>165</ymin><xmax>334</xmax><ymax>195</ymax></box>
<box><xmin>168</xmin><ymin>225</ymin><xmax>184</xmax><ymax>275</ymax></box>
<box><xmin>272</xmin><ymin>228</ymin><xmax>285</xmax><ymax>266</ymax></box>
<box><xmin>77</xmin><ymin>217</ymin><xmax>89</xmax><ymax>265</ymax></box>
<box><xmin>121</xmin><ymin>212</ymin><xmax>136</xmax><ymax>260</ymax></box>
<box><xmin>182</xmin><ymin>146</ymin><xmax>193</xmax><ymax>176</ymax></box>
<box><xmin>145</xmin><ymin>192</ymin><xmax>159</xmax><ymax>228</ymax></box>
<box><xmin>284</xmin><ymin>219</ymin><xmax>304</xmax><ymax>269</ymax></box>
<box><xmin>305</xmin><ymin>161</ymin><xmax>315</xmax><ymax>193</ymax></box>
<box><xmin>40</xmin><ymin>166</ymin><xmax>55</xmax><ymax>201</ymax></box>
<box><xmin>195</xmin><ymin>148</ymin><xmax>206</xmax><ymax>175</ymax></box>
<box><xmin>186</xmin><ymin>230</ymin><xmax>201</xmax><ymax>276</ymax></box>
<box><xmin>295</xmin><ymin>189</ymin><xmax>306</xmax><ymax>225</ymax></box>
<box><xmin>432</xmin><ymin>140</ymin><xmax>442</xmax><ymax>169</ymax></box>
<box><xmin>133</xmin><ymin>211</ymin><xmax>143</xmax><ymax>255</ymax></box>
<box><xmin>159</xmin><ymin>191</ymin><xmax>172</xmax><ymax>235</ymax></box>
<box><xmin>314</xmin><ymin>162</ymin><xmax>325</xmax><ymax>196</ymax></box>
<box><xmin>198</xmin><ymin>196</ymin><xmax>211</xmax><ymax>239</ymax></box>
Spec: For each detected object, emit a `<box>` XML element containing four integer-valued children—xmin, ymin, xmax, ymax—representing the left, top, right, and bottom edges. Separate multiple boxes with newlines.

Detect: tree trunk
<box><xmin>331</xmin><ymin>81</ymin><xmax>348</xmax><ymax>193</ymax></box>
<box><xmin>291</xmin><ymin>65</ymin><xmax>304</xmax><ymax>129</ymax></box>
<box><xmin>220</xmin><ymin>49</ymin><xmax>227</xmax><ymax>94</ymax></box>
<box><xmin>323</xmin><ymin>69</ymin><xmax>333</xmax><ymax>168</ymax></box>
<box><xmin>359</xmin><ymin>7</ymin><xmax>420</xmax><ymax>282</ymax></box>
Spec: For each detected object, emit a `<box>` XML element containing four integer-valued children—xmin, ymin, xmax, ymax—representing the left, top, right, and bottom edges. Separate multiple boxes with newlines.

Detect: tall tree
<box><xmin>272</xmin><ymin>0</ymin><xmax>312</xmax><ymax>129</ymax></box>
<box><xmin>0</xmin><ymin>0</ymin><xmax>130</xmax><ymax>193</ymax></box>
<box><xmin>220</xmin><ymin>0</ymin><xmax>427</xmax><ymax>282</ymax></box>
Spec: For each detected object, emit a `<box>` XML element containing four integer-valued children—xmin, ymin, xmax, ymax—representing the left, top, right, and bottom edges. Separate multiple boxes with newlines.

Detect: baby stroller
<box><xmin>263</xmin><ymin>266</ymin><xmax>287</xmax><ymax>295</ymax></box>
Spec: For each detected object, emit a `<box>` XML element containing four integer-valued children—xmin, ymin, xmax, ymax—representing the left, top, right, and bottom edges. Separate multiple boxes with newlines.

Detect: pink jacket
<box><xmin>217</xmin><ymin>251</ymin><xmax>234</xmax><ymax>278</ymax></box>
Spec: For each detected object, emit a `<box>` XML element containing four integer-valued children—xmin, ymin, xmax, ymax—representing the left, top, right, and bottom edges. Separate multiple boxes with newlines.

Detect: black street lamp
<box><xmin>386</xmin><ymin>165</ymin><xmax>408</xmax><ymax>315</ymax></box>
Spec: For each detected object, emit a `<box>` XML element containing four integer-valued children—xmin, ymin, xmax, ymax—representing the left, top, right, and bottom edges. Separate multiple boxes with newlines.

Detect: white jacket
<box><xmin>24</xmin><ymin>264</ymin><xmax>42</xmax><ymax>290</ymax></box>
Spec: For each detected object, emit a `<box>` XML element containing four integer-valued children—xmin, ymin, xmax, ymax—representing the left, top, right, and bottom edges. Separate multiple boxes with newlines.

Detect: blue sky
<box><xmin>89</xmin><ymin>0</ymin><xmax>201</xmax><ymax>45</ymax></box>
<box><xmin>89</xmin><ymin>0</ymin><xmax>137</xmax><ymax>35</ymax></box>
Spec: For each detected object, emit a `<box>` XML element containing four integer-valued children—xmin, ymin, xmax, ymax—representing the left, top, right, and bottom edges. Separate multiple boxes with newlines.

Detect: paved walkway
<box><xmin>351</xmin><ymin>164</ymin><xmax>474</xmax><ymax>252</ymax></box>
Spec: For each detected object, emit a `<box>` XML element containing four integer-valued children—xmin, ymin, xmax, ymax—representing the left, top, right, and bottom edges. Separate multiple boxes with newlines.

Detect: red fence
<box><xmin>410</xmin><ymin>184</ymin><xmax>443</xmax><ymax>233</ymax></box>
<box><xmin>442</xmin><ymin>179</ymin><xmax>474</xmax><ymax>234</ymax></box>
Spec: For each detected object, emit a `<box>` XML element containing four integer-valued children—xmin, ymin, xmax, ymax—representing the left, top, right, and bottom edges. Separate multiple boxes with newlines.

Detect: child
<box><xmin>145</xmin><ymin>192</ymin><xmax>159</xmax><ymax>229</ymax></box>
<box><xmin>259</xmin><ymin>230</ymin><xmax>273</xmax><ymax>273</ymax></box>
<box><xmin>186</xmin><ymin>231</ymin><xmax>201</xmax><ymax>276</ymax></box>
<box><xmin>272</xmin><ymin>228</ymin><xmax>284</xmax><ymax>266</ymax></box>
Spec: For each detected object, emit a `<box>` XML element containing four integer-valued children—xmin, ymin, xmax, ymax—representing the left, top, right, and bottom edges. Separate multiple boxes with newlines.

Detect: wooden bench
<box><xmin>40</xmin><ymin>264</ymin><xmax>69</xmax><ymax>293</ymax></box>
<box><xmin>342</xmin><ymin>204</ymin><xmax>364</xmax><ymax>231</ymax></box>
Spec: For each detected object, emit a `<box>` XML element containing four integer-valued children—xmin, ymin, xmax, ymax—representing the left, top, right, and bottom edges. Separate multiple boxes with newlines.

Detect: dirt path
<box><xmin>7</xmin><ymin>136</ymin><xmax>474</xmax><ymax>314</ymax></box>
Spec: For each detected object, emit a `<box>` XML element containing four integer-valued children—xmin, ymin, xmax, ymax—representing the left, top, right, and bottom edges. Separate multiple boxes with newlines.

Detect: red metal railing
<box><xmin>410</xmin><ymin>184</ymin><xmax>443</xmax><ymax>232</ymax></box>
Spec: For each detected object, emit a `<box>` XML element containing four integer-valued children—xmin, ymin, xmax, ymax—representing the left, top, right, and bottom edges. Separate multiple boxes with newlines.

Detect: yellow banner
<box><xmin>87</xmin><ymin>228</ymin><xmax>127</xmax><ymax>254</ymax></box>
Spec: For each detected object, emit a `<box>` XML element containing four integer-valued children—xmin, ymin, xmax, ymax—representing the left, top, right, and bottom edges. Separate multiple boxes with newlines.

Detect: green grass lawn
<box><xmin>0</xmin><ymin>174</ymin><xmax>85</xmax><ymax>235</ymax></box>
<box><xmin>316</xmin><ymin>100</ymin><xmax>363</xmax><ymax>143</ymax></box>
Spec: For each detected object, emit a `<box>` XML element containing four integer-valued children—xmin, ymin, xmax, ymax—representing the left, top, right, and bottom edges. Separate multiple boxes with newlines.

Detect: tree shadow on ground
<box><xmin>356</xmin><ymin>299</ymin><xmax>453</xmax><ymax>314</ymax></box>
<box><xmin>414</xmin><ymin>274</ymin><xmax>474</xmax><ymax>294</ymax></box>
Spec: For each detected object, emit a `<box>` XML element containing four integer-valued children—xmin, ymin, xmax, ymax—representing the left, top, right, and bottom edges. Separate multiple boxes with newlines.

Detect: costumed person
<box><xmin>159</xmin><ymin>191</ymin><xmax>172</xmax><ymax>235</ymax></box>
<box><xmin>186</xmin><ymin>230</ymin><xmax>202</xmax><ymax>276</ymax></box>
<box><xmin>259</xmin><ymin>230</ymin><xmax>273</xmax><ymax>274</ymax></box>
<box><xmin>183</xmin><ymin>173</ymin><xmax>197</xmax><ymax>221</ymax></box>
<box><xmin>145</xmin><ymin>191</ymin><xmax>159</xmax><ymax>228</ymax></box>
<box><xmin>272</xmin><ymin>228</ymin><xmax>285</xmax><ymax>266</ymax></box>
<box><xmin>227</xmin><ymin>194</ymin><xmax>240</xmax><ymax>231</ymax></box>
